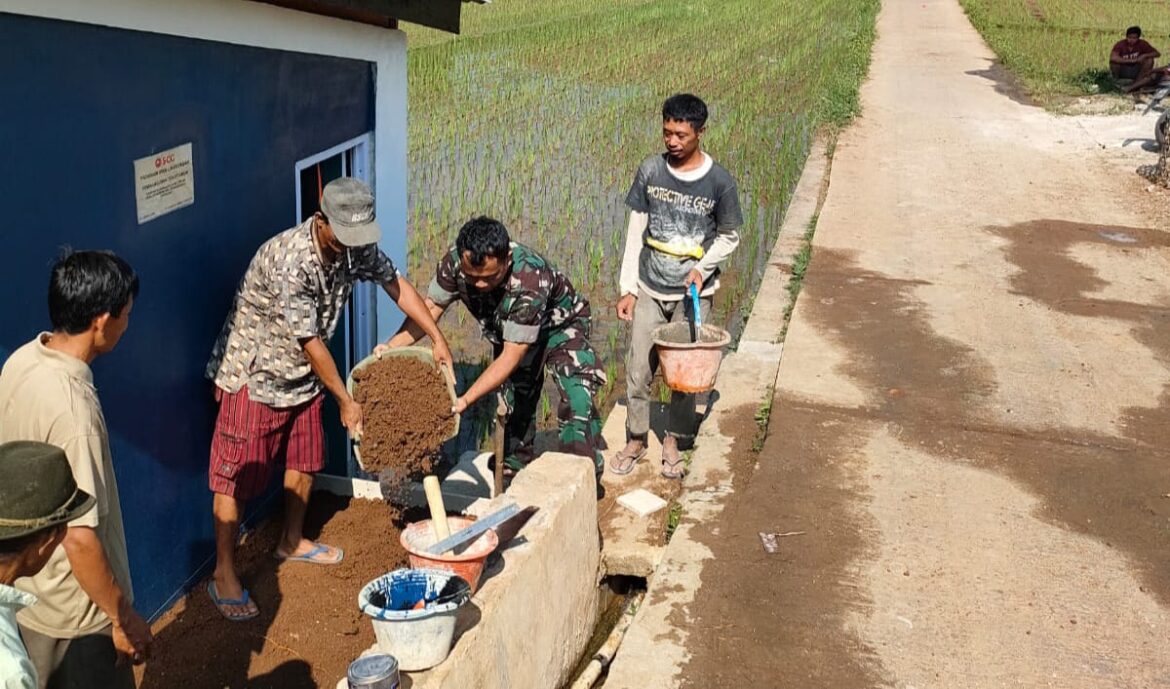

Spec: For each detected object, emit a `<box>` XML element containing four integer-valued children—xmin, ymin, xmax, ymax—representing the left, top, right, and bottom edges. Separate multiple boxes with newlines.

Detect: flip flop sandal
<box><xmin>274</xmin><ymin>543</ymin><xmax>345</xmax><ymax>565</ymax></box>
<box><xmin>207</xmin><ymin>580</ymin><xmax>259</xmax><ymax>622</ymax></box>
<box><xmin>661</xmin><ymin>452</ymin><xmax>685</xmax><ymax>479</ymax></box>
<box><xmin>608</xmin><ymin>446</ymin><xmax>647</xmax><ymax>476</ymax></box>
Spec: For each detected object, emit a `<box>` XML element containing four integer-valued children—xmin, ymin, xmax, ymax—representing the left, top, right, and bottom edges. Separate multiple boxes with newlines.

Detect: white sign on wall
<box><xmin>133</xmin><ymin>143</ymin><xmax>194</xmax><ymax>224</ymax></box>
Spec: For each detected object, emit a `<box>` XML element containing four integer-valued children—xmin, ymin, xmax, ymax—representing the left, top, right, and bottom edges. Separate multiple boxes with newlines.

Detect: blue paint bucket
<box><xmin>358</xmin><ymin>568</ymin><xmax>471</xmax><ymax>671</ymax></box>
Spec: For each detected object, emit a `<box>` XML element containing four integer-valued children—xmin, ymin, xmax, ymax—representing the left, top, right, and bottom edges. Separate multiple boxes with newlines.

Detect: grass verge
<box><xmin>779</xmin><ymin>213</ymin><xmax>820</xmax><ymax>340</ymax></box>
<box><xmin>664</xmin><ymin>501</ymin><xmax>684</xmax><ymax>542</ymax></box>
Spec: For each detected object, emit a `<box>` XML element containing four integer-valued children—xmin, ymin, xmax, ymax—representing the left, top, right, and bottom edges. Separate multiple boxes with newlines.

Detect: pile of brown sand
<box><xmin>352</xmin><ymin>356</ymin><xmax>457</xmax><ymax>476</ymax></box>
<box><xmin>137</xmin><ymin>494</ymin><xmax>409</xmax><ymax>689</ymax></box>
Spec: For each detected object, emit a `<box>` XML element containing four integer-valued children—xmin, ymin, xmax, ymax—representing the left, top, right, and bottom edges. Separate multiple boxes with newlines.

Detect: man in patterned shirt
<box><xmin>205</xmin><ymin>178</ymin><xmax>451</xmax><ymax>621</ymax></box>
<box><xmin>381</xmin><ymin>216</ymin><xmax>605</xmax><ymax>487</ymax></box>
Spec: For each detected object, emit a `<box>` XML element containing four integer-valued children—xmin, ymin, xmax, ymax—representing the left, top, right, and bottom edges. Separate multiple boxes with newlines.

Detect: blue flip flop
<box><xmin>207</xmin><ymin>580</ymin><xmax>259</xmax><ymax>622</ymax></box>
<box><xmin>275</xmin><ymin>543</ymin><xmax>345</xmax><ymax>565</ymax></box>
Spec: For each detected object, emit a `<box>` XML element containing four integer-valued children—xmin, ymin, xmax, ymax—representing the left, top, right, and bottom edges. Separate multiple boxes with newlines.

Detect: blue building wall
<box><xmin>0</xmin><ymin>13</ymin><xmax>377</xmax><ymax>617</ymax></box>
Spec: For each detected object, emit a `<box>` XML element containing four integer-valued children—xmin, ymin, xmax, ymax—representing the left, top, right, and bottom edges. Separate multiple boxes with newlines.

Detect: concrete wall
<box><xmin>411</xmin><ymin>453</ymin><xmax>601</xmax><ymax>689</ymax></box>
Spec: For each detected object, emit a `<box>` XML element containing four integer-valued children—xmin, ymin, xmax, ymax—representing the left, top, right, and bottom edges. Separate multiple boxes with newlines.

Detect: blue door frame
<box><xmin>294</xmin><ymin>134</ymin><xmax>377</xmax><ymax>476</ymax></box>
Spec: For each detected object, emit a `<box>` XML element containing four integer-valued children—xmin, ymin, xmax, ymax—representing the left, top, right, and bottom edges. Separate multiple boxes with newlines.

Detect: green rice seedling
<box><xmin>603</xmin><ymin>360</ymin><xmax>619</xmax><ymax>401</ymax></box>
<box><xmin>540</xmin><ymin>394</ymin><xmax>552</xmax><ymax>424</ymax></box>
<box><xmin>588</xmin><ymin>243</ymin><xmax>605</xmax><ymax>282</ymax></box>
<box><xmin>657</xmin><ymin>379</ymin><xmax>671</xmax><ymax>404</ymax></box>
<box><xmin>605</xmin><ymin>326</ymin><xmax>620</xmax><ymax>357</ymax></box>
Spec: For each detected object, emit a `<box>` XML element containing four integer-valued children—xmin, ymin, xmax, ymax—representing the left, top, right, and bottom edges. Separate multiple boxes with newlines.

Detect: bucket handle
<box><xmin>689</xmin><ymin>283</ymin><xmax>702</xmax><ymax>342</ymax></box>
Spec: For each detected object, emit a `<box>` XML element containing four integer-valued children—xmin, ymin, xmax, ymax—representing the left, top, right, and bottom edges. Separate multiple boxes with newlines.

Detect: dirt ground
<box><xmin>679</xmin><ymin>403</ymin><xmax>887</xmax><ymax>688</ymax></box>
<box><xmin>353</xmin><ymin>356</ymin><xmax>455</xmax><ymax>475</ymax></box>
<box><xmin>135</xmin><ymin>494</ymin><xmax>408</xmax><ymax>689</ymax></box>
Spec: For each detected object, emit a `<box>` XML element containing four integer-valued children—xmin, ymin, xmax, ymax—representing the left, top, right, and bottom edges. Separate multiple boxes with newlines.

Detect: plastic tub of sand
<box><xmin>348</xmin><ymin>346</ymin><xmax>459</xmax><ymax>475</ymax></box>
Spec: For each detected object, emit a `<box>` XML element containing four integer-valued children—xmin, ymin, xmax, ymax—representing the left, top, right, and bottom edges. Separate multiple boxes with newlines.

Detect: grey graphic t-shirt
<box><xmin>625</xmin><ymin>154</ymin><xmax>743</xmax><ymax>296</ymax></box>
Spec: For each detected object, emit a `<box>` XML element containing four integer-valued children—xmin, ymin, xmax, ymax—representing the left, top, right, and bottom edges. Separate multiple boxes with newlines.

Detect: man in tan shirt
<box><xmin>0</xmin><ymin>250</ymin><xmax>150</xmax><ymax>689</ymax></box>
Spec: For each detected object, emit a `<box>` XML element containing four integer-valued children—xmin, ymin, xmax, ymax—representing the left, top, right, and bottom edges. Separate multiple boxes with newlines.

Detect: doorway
<box><xmin>295</xmin><ymin>133</ymin><xmax>374</xmax><ymax>476</ymax></box>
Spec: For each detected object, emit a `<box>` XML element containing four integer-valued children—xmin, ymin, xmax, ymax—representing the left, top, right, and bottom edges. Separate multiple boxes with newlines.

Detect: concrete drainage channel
<box><xmin>563</xmin><ymin>577</ymin><xmax>646</xmax><ymax>689</ymax></box>
<box><xmin>314</xmin><ymin>139</ymin><xmax>830</xmax><ymax>689</ymax></box>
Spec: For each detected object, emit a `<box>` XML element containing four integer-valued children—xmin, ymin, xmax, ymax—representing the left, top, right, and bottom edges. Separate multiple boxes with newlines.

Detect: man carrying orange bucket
<box><xmin>611</xmin><ymin>93</ymin><xmax>743</xmax><ymax>479</ymax></box>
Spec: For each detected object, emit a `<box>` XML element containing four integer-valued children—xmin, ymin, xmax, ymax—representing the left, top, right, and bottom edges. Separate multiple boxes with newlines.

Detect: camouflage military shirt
<box><xmin>206</xmin><ymin>217</ymin><xmax>398</xmax><ymax>407</ymax></box>
<box><xmin>427</xmin><ymin>242</ymin><xmax>590</xmax><ymax>346</ymax></box>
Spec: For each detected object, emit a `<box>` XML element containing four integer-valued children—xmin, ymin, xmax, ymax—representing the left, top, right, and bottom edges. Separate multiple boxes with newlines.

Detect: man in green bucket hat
<box><xmin>0</xmin><ymin>441</ymin><xmax>97</xmax><ymax>689</ymax></box>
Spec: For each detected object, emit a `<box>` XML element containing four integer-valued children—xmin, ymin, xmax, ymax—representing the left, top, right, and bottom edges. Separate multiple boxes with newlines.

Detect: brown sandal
<box><xmin>609</xmin><ymin>445</ymin><xmax>646</xmax><ymax>476</ymax></box>
<box><xmin>661</xmin><ymin>446</ymin><xmax>685</xmax><ymax>479</ymax></box>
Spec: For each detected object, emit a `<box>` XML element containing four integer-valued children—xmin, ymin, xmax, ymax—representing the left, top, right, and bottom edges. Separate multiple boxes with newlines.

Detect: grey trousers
<box><xmin>625</xmin><ymin>289</ymin><xmax>713</xmax><ymax>441</ymax></box>
<box><xmin>19</xmin><ymin>623</ymin><xmax>135</xmax><ymax>689</ymax></box>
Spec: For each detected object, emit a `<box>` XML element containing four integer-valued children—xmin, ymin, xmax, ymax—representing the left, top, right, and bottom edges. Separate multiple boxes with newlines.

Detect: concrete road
<box><xmin>675</xmin><ymin>0</ymin><xmax>1170</xmax><ymax>687</ymax></box>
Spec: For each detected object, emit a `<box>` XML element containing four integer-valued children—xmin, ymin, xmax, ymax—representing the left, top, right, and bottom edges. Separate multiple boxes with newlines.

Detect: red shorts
<box><xmin>208</xmin><ymin>386</ymin><xmax>325</xmax><ymax>500</ymax></box>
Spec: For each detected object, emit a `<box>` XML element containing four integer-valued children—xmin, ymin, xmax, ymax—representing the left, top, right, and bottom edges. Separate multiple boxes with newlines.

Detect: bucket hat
<box><xmin>320</xmin><ymin>177</ymin><xmax>381</xmax><ymax>247</ymax></box>
<box><xmin>0</xmin><ymin>441</ymin><xmax>95</xmax><ymax>541</ymax></box>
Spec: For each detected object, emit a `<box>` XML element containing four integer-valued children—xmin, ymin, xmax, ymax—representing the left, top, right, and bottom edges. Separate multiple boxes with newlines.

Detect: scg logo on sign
<box><xmin>154</xmin><ymin>153</ymin><xmax>176</xmax><ymax>169</ymax></box>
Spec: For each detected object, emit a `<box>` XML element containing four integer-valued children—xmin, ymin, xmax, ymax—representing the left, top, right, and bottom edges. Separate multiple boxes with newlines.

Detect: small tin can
<box><xmin>348</xmin><ymin>654</ymin><xmax>400</xmax><ymax>689</ymax></box>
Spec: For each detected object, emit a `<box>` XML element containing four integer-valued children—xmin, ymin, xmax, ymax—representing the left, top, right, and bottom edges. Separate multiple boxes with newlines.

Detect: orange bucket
<box><xmin>652</xmin><ymin>322</ymin><xmax>731</xmax><ymax>393</ymax></box>
<box><xmin>400</xmin><ymin>517</ymin><xmax>498</xmax><ymax>594</ymax></box>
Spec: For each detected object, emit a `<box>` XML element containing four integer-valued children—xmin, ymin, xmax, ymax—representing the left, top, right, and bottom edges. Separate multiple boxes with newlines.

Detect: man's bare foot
<box><xmin>209</xmin><ymin>570</ymin><xmax>259</xmax><ymax>621</ymax></box>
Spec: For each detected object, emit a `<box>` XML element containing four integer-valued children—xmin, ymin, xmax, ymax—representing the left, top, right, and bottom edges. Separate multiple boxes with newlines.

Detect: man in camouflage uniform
<box><xmin>382</xmin><ymin>216</ymin><xmax>605</xmax><ymax>483</ymax></box>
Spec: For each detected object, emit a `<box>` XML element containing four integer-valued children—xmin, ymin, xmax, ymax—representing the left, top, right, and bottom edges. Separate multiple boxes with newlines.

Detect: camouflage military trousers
<box><xmin>496</xmin><ymin>321</ymin><xmax>605</xmax><ymax>476</ymax></box>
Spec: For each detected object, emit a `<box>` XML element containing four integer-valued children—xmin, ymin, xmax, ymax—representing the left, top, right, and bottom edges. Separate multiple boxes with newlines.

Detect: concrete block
<box><xmin>408</xmin><ymin>452</ymin><xmax>601</xmax><ymax>689</ymax></box>
<box><xmin>599</xmin><ymin>401</ymin><xmax>697</xmax><ymax>578</ymax></box>
<box><xmin>617</xmin><ymin>489</ymin><xmax>668</xmax><ymax>517</ymax></box>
